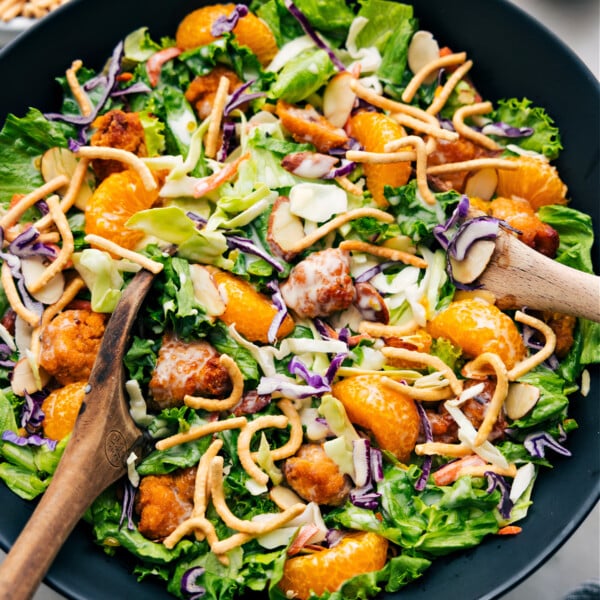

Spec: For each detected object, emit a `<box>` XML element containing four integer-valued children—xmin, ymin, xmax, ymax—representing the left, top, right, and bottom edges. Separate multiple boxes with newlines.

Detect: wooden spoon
<box><xmin>451</xmin><ymin>209</ymin><xmax>600</xmax><ymax>322</ymax></box>
<box><xmin>477</xmin><ymin>229</ymin><xmax>600</xmax><ymax>322</ymax></box>
<box><xmin>0</xmin><ymin>268</ymin><xmax>156</xmax><ymax>600</ymax></box>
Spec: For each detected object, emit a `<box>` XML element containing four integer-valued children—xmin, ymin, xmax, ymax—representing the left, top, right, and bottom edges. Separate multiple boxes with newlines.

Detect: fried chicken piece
<box><xmin>423</xmin><ymin>379</ymin><xmax>507</xmax><ymax>444</ymax></box>
<box><xmin>39</xmin><ymin>309</ymin><xmax>107</xmax><ymax>385</ymax></box>
<box><xmin>90</xmin><ymin>109</ymin><xmax>147</xmax><ymax>180</ymax></box>
<box><xmin>427</xmin><ymin>136</ymin><xmax>497</xmax><ymax>192</ymax></box>
<box><xmin>535</xmin><ymin>310</ymin><xmax>576</xmax><ymax>358</ymax></box>
<box><xmin>280</xmin><ymin>248</ymin><xmax>355</xmax><ymax>318</ymax></box>
<box><xmin>283</xmin><ymin>443</ymin><xmax>352</xmax><ymax>506</ymax></box>
<box><xmin>276</xmin><ymin>100</ymin><xmax>349</xmax><ymax>153</ymax></box>
<box><xmin>148</xmin><ymin>333</ymin><xmax>232</xmax><ymax>410</ymax></box>
<box><xmin>490</xmin><ymin>196</ymin><xmax>559</xmax><ymax>257</ymax></box>
<box><xmin>135</xmin><ymin>467</ymin><xmax>196</xmax><ymax>540</ymax></box>
<box><xmin>185</xmin><ymin>66</ymin><xmax>242</xmax><ymax>120</ymax></box>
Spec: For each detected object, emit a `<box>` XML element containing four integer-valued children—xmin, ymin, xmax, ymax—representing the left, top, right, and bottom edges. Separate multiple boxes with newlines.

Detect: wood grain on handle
<box><xmin>0</xmin><ymin>269</ymin><xmax>155</xmax><ymax>599</ymax></box>
<box><xmin>478</xmin><ymin>230</ymin><xmax>600</xmax><ymax>322</ymax></box>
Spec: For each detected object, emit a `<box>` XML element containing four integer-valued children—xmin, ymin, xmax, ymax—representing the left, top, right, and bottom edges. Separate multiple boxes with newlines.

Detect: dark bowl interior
<box><xmin>0</xmin><ymin>1</ymin><xmax>598</xmax><ymax>599</ymax></box>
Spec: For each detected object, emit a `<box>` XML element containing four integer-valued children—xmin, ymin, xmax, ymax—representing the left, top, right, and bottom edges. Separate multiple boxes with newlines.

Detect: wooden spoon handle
<box><xmin>479</xmin><ymin>230</ymin><xmax>600</xmax><ymax>322</ymax></box>
<box><xmin>0</xmin><ymin>436</ymin><xmax>123</xmax><ymax>599</ymax></box>
<box><xmin>0</xmin><ymin>269</ymin><xmax>155</xmax><ymax>599</ymax></box>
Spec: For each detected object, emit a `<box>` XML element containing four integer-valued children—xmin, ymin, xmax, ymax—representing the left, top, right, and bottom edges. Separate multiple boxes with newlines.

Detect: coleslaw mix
<box><xmin>0</xmin><ymin>1</ymin><xmax>598</xmax><ymax>598</ymax></box>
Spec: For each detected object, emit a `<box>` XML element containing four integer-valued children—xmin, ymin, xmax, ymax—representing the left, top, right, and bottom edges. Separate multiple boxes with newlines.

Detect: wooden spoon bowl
<box><xmin>0</xmin><ymin>268</ymin><xmax>156</xmax><ymax>599</ymax></box>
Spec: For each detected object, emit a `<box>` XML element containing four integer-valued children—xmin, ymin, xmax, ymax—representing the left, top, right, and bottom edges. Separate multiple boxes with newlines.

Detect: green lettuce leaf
<box><xmin>0</xmin><ymin>108</ymin><xmax>75</xmax><ymax>207</ymax></box>
<box><xmin>493</xmin><ymin>98</ymin><xmax>562</xmax><ymax>159</ymax></box>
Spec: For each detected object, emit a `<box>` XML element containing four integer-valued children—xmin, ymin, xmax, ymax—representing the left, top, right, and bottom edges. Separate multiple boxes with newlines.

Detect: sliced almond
<box><xmin>189</xmin><ymin>264</ymin><xmax>226</xmax><ymax>317</ymax></box>
<box><xmin>323</xmin><ymin>71</ymin><xmax>357</xmax><ymax>128</ymax></box>
<box><xmin>14</xmin><ymin>315</ymin><xmax>33</xmax><ymax>357</ymax></box>
<box><xmin>407</xmin><ymin>31</ymin><xmax>440</xmax><ymax>84</ymax></box>
<box><xmin>267</xmin><ymin>196</ymin><xmax>305</xmax><ymax>262</ymax></box>
<box><xmin>11</xmin><ymin>356</ymin><xmax>50</xmax><ymax>396</ymax></box>
<box><xmin>21</xmin><ymin>256</ymin><xmax>65</xmax><ymax>305</ymax></box>
<box><xmin>41</xmin><ymin>147</ymin><xmax>94</xmax><ymax>210</ymax></box>
<box><xmin>464</xmin><ymin>167</ymin><xmax>498</xmax><ymax>201</ymax></box>
<box><xmin>504</xmin><ymin>382</ymin><xmax>540</xmax><ymax>420</ymax></box>
<box><xmin>449</xmin><ymin>239</ymin><xmax>496</xmax><ymax>284</ymax></box>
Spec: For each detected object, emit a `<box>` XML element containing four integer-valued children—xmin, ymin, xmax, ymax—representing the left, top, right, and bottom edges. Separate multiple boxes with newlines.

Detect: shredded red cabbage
<box><xmin>44</xmin><ymin>40</ymin><xmax>124</xmax><ymax>127</ymax></box>
<box><xmin>211</xmin><ymin>4</ymin><xmax>248</xmax><ymax>36</ymax></box>
<box><xmin>223</xmin><ymin>79</ymin><xmax>265</xmax><ymax>117</ymax></box>
<box><xmin>20</xmin><ymin>390</ymin><xmax>48</xmax><ymax>432</ymax></box>
<box><xmin>217</xmin><ymin>120</ymin><xmax>237</xmax><ymax>161</ymax></box>
<box><xmin>266</xmin><ymin>280</ymin><xmax>289</xmax><ymax>344</ymax></box>
<box><xmin>8</xmin><ymin>226</ymin><xmax>58</xmax><ymax>260</ymax></box>
<box><xmin>323</xmin><ymin>158</ymin><xmax>357</xmax><ymax>179</ymax></box>
<box><xmin>414</xmin><ymin>402</ymin><xmax>432</xmax><ymax>491</ymax></box>
<box><xmin>433</xmin><ymin>195</ymin><xmax>470</xmax><ymax>250</ymax></box>
<box><xmin>447</xmin><ymin>216</ymin><xmax>500</xmax><ymax>261</ymax></box>
<box><xmin>370</xmin><ymin>447</ymin><xmax>384</xmax><ymax>483</ymax></box>
<box><xmin>485</xmin><ymin>471</ymin><xmax>514</xmax><ymax>519</ymax></box>
<box><xmin>325</xmin><ymin>528</ymin><xmax>344</xmax><ymax>548</ymax></box>
<box><xmin>0</xmin><ymin>238</ymin><xmax>43</xmax><ymax>321</ymax></box>
<box><xmin>2</xmin><ymin>430</ymin><xmax>57</xmax><ymax>451</ymax></box>
<box><xmin>118</xmin><ymin>480</ymin><xmax>136</xmax><ymax>530</ymax></box>
<box><xmin>0</xmin><ymin>343</ymin><xmax>15</xmax><ymax>368</ymax></box>
<box><xmin>111</xmin><ymin>81</ymin><xmax>152</xmax><ymax>97</ymax></box>
<box><xmin>349</xmin><ymin>483</ymin><xmax>381</xmax><ymax>510</ymax></box>
<box><xmin>354</xmin><ymin>260</ymin><xmax>399</xmax><ymax>284</ymax></box>
<box><xmin>480</xmin><ymin>122</ymin><xmax>534</xmax><ymax>138</ymax></box>
<box><xmin>284</xmin><ymin>0</ymin><xmax>346</xmax><ymax>71</ymax></box>
<box><xmin>180</xmin><ymin>566</ymin><xmax>206</xmax><ymax>599</ymax></box>
<box><xmin>524</xmin><ymin>431</ymin><xmax>572</xmax><ymax>459</ymax></box>
<box><xmin>226</xmin><ymin>235</ymin><xmax>285</xmax><ymax>273</ymax></box>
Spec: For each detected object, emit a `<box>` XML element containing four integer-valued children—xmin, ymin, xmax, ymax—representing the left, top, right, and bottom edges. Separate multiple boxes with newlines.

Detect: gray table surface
<box><xmin>1</xmin><ymin>0</ymin><xmax>599</xmax><ymax>598</ymax></box>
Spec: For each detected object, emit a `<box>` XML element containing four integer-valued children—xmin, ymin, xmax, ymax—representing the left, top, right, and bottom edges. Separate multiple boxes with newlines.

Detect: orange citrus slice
<box><xmin>42</xmin><ymin>381</ymin><xmax>87</xmax><ymax>440</ymax></box>
<box><xmin>84</xmin><ymin>169</ymin><xmax>158</xmax><ymax>250</ymax></box>
<box><xmin>427</xmin><ymin>298</ymin><xmax>526</xmax><ymax>370</ymax></box>
<box><xmin>279</xmin><ymin>531</ymin><xmax>388</xmax><ymax>599</ymax></box>
<box><xmin>495</xmin><ymin>155</ymin><xmax>568</xmax><ymax>210</ymax></box>
<box><xmin>332</xmin><ymin>374</ymin><xmax>419</xmax><ymax>463</ymax></box>
<box><xmin>175</xmin><ymin>4</ymin><xmax>278</xmax><ymax>66</ymax></box>
<box><xmin>210</xmin><ymin>269</ymin><xmax>295</xmax><ymax>343</ymax></box>
<box><xmin>347</xmin><ymin>110</ymin><xmax>412</xmax><ymax>206</ymax></box>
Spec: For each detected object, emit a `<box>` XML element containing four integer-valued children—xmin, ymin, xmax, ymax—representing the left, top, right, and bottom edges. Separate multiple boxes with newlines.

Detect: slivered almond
<box><xmin>504</xmin><ymin>382</ymin><xmax>540</xmax><ymax>420</ymax></box>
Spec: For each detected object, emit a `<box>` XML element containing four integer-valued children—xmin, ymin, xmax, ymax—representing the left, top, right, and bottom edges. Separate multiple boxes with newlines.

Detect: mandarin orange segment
<box><xmin>495</xmin><ymin>155</ymin><xmax>568</xmax><ymax>210</ymax></box>
<box><xmin>84</xmin><ymin>169</ymin><xmax>158</xmax><ymax>250</ymax></box>
<box><xmin>42</xmin><ymin>381</ymin><xmax>87</xmax><ymax>440</ymax></box>
<box><xmin>347</xmin><ymin>110</ymin><xmax>412</xmax><ymax>207</ymax></box>
<box><xmin>175</xmin><ymin>4</ymin><xmax>278</xmax><ymax>66</ymax></box>
<box><xmin>276</xmin><ymin>100</ymin><xmax>350</xmax><ymax>153</ymax></box>
<box><xmin>279</xmin><ymin>531</ymin><xmax>388</xmax><ymax>599</ymax></box>
<box><xmin>331</xmin><ymin>374</ymin><xmax>419</xmax><ymax>463</ymax></box>
<box><xmin>427</xmin><ymin>298</ymin><xmax>526</xmax><ymax>370</ymax></box>
<box><xmin>210</xmin><ymin>269</ymin><xmax>294</xmax><ymax>343</ymax></box>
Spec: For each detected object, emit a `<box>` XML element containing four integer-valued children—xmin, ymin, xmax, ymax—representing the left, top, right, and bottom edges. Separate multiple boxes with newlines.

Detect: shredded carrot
<box><xmin>432</xmin><ymin>454</ymin><xmax>486</xmax><ymax>486</ymax></box>
<box><xmin>497</xmin><ymin>525</ymin><xmax>522</xmax><ymax>536</ymax></box>
<box><xmin>193</xmin><ymin>152</ymin><xmax>250</xmax><ymax>198</ymax></box>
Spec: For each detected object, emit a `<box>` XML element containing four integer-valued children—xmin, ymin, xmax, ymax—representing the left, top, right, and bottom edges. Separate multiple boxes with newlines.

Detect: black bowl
<box><xmin>0</xmin><ymin>1</ymin><xmax>598</xmax><ymax>599</ymax></box>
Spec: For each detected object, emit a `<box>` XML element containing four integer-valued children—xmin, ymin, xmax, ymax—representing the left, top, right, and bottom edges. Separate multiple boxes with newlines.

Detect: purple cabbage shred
<box><xmin>266</xmin><ymin>280</ymin><xmax>289</xmax><ymax>344</ymax></box>
<box><xmin>119</xmin><ymin>480</ymin><xmax>137</xmax><ymax>531</ymax></box>
<box><xmin>414</xmin><ymin>402</ymin><xmax>432</xmax><ymax>491</ymax></box>
<box><xmin>1</xmin><ymin>430</ymin><xmax>57</xmax><ymax>451</ymax></box>
<box><xmin>211</xmin><ymin>4</ymin><xmax>248</xmax><ymax>36</ymax></box>
<box><xmin>524</xmin><ymin>431</ymin><xmax>572</xmax><ymax>459</ymax></box>
<box><xmin>284</xmin><ymin>0</ymin><xmax>346</xmax><ymax>71</ymax></box>
<box><xmin>181</xmin><ymin>566</ymin><xmax>206</xmax><ymax>599</ymax></box>
<box><xmin>225</xmin><ymin>235</ymin><xmax>284</xmax><ymax>273</ymax></box>
<box><xmin>485</xmin><ymin>471</ymin><xmax>514</xmax><ymax>519</ymax></box>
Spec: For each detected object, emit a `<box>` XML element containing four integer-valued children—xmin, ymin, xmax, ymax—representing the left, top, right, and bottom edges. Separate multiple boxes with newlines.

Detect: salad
<box><xmin>0</xmin><ymin>1</ymin><xmax>598</xmax><ymax>599</ymax></box>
